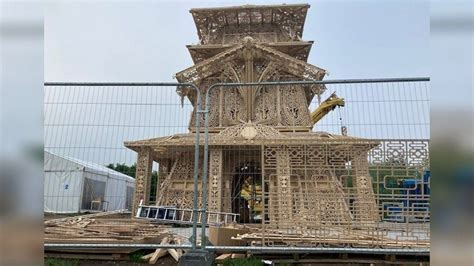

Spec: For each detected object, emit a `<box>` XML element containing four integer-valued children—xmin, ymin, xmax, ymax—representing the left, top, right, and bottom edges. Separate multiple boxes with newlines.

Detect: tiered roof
<box><xmin>190</xmin><ymin>4</ymin><xmax>311</xmax><ymax>44</ymax></box>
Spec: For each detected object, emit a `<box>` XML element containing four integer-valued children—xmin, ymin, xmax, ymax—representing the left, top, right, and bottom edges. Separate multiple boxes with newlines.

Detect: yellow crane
<box><xmin>310</xmin><ymin>92</ymin><xmax>345</xmax><ymax>126</ymax></box>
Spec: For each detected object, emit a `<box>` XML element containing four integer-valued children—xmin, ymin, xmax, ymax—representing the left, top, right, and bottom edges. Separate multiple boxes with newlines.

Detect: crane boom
<box><xmin>310</xmin><ymin>92</ymin><xmax>345</xmax><ymax>126</ymax></box>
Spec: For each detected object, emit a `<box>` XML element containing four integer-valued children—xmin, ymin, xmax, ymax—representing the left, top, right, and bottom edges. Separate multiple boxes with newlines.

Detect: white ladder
<box><xmin>136</xmin><ymin>201</ymin><xmax>239</xmax><ymax>226</ymax></box>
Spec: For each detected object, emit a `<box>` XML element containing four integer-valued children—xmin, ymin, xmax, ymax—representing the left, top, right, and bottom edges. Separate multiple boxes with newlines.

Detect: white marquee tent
<box><xmin>44</xmin><ymin>151</ymin><xmax>135</xmax><ymax>213</ymax></box>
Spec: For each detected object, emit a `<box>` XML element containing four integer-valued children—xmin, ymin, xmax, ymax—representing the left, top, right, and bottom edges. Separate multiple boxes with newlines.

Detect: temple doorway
<box><xmin>231</xmin><ymin>160</ymin><xmax>262</xmax><ymax>223</ymax></box>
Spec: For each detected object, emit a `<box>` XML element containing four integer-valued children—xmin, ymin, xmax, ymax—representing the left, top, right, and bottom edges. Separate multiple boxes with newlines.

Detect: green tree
<box><xmin>106</xmin><ymin>163</ymin><xmax>159</xmax><ymax>202</ymax></box>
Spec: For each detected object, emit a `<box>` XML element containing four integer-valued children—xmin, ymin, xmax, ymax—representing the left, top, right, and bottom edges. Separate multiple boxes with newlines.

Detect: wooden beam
<box><xmin>148</xmin><ymin>237</ymin><xmax>170</xmax><ymax>264</ymax></box>
<box><xmin>167</xmin><ymin>249</ymin><xmax>181</xmax><ymax>262</ymax></box>
<box><xmin>141</xmin><ymin>252</ymin><xmax>154</xmax><ymax>260</ymax></box>
<box><xmin>215</xmin><ymin>253</ymin><xmax>232</xmax><ymax>260</ymax></box>
<box><xmin>148</xmin><ymin>249</ymin><xmax>168</xmax><ymax>264</ymax></box>
<box><xmin>132</xmin><ymin>147</ymin><xmax>153</xmax><ymax>216</ymax></box>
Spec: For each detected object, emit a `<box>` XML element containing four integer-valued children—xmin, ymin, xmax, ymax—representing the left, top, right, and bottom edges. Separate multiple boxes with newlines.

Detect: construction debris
<box><xmin>232</xmin><ymin>227</ymin><xmax>430</xmax><ymax>248</ymax></box>
<box><xmin>45</xmin><ymin>211</ymin><xmax>190</xmax><ymax>263</ymax></box>
<box><xmin>44</xmin><ymin>209</ymin><xmax>129</xmax><ymax>225</ymax></box>
<box><xmin>45</xmin><ymin>211</ymin><xmax>171</xmax><ymax>244</ymax></box>
<box><xmin>140</xmin><ymin>236</ymin><xmax>186</xmax><ymax>264</ymax></box>
<box><xmin>147</xmin><ymin>237</ymin><xmax>169</xmax><ymax>264</ymax></box>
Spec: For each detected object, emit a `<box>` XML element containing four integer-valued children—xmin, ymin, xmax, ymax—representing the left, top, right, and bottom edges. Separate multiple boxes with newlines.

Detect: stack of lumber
<box><xmin>232</xmin><ymin>228</ymin><xmax>430</xmax><ymax>248</ymax></box>
<box><xmin>45</xmin><ymin>211</ymin><xmax>171</xmax><ymax>244</ymax></box>
<box><xmin>44</xmin><ymin>211</ymin><xmax>192</xmax><ymax>262</ymax></box>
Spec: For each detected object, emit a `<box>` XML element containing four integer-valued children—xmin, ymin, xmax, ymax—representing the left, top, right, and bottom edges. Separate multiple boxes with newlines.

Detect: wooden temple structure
<box><xmin>125</xmin><ymin>4</ymin><xmax>379</xmax><ymax>230</ymax></box>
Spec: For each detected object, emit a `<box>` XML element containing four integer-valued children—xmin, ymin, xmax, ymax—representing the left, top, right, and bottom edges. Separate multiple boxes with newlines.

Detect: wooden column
<box><xmin>242</xmin><ymin>38</ymin><xmax>256</xmax><ymax>121</ymax></box>
<box><xmin>132</xmin><ymin>147</ymin><xmax>153</xmax><ymax>217</ymax></box>
<box><xmin>208</xmin><ymin>149</ymin><xmax>223</xmax><ymax>212</ymax></box>
<box><xmin>352</xmin><ymin>150</ymin><xmax>379</xmax><ymax>225</ymax></box>
<box><xmin>276</xmin><ymin>146</ymin><xmax>293</xmax><ymax>228</ymax></box>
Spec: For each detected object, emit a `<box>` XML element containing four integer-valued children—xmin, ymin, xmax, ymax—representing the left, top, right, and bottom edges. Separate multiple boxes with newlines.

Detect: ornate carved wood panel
<box><xmin>208</xmin><ymin>149</ymin><xmax>223</xmax><ymax>212</ymax></box>
<box><xmin>255</xmin><ymin>86</ymin><xmax>278</xmax><ymax>125</ymax></box>
<box><xmin>222</xmin><ymin>88</ymin><xmax>246</xmax><ymax>125</ymax></box>
<box><xmin>274</xmin><ymin>147</ymin><xmax>293</xmax><ymax>228</ymax></box>
<box><xmin>352</xmin><ymin>151</ymin><xmax>379</xmax><ymax>224</ymax></box>
<box><xmin>157</xmin><ymin>155</ymin><xmax>202</xmax><ymax>209</ymax></box>
<box><xmin>176</xmin><ymin>37</ymin><xmax>327</xmax><ymax>131</ymax></box>
<box><xmin>279</xmin><ymin>85</ymin><xmax>312</xmax><ymax>127</ymax></box>
<box><xmin>263</xmin><ymin>145</ymin><xmax>355</xmax><ymax>230</ymax></box>
<box><xmin>190</xmin><ymin>5</ymin><xmax>310</xmax><ymax>45</ymax></box>
<box><xmin>132</xmin><ymin>147</ymin><xmax>152</xmax><ymax>216</ymax></box>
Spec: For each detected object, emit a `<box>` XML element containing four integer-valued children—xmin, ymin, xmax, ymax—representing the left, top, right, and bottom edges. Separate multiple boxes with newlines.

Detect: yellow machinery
<box><xmin>240</xmin><ymin>180</ymin><xmax>263</xmax><ymax>214</ymax></box>
<box><xmin>310</xmin><ymin>92</ymin><xmax>345</xmax><ymax>126</ymax></box>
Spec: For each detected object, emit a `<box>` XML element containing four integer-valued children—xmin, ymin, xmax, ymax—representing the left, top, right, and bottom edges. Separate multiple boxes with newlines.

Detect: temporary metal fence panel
<box><xmin>201</xmin><ymin>78</ymin><xmax>430</xmax><ymax>253</ymax></box>
<box><xmin>44</xmin><ymin>78</ymin><xmax>430</xmax><ymax>257</ymax></box>
<box><xmin>44</xmin><ymin>82</ymin><xmax>203</xmax><ymax>250</ymax></box>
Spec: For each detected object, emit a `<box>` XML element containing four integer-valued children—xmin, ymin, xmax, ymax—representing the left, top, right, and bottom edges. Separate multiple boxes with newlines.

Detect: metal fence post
<box><xmin>188</xmin><ymin>83</ymin><xmax>202</xmax><ymax>251</ymax></box>
<box><xmin>199</xmin><ymin>86</ymin><xmax>212</xmax><ymax>249</ymax></box>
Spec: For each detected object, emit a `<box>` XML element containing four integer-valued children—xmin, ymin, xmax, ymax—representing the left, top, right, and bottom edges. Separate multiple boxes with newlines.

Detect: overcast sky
<box><xmin>45</xmin><ymin>0</ymin><xmax>430</xmax><ymax>82</ymax></box>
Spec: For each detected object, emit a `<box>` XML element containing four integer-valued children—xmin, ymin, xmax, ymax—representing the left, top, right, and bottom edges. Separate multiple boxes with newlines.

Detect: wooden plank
<box><xmin>175</xmin><ymin>239</ymin><xmax>183</xmax><ymax>257</ymax></box>
<box><xmin>149</xmin><ymin>237</ymin><xmax>170</xmax><ymax>264</ymax></box>
<box><xmin>141</xmin><ymin>252</ymin><xmax>154</xmax><ymax>260</ymax></box>
<box><xmin>45</xmin><ymin>209</ymin><xmax>128</xmax><ymax>225</ymax></box>
<box><xmin>231</xmin><ymin>253</ymin><xmax>245</xmax><ymax>259</ymax></box>
<box><xmin>148</xmin><ymin>249</ymin><xmax>169</xmax><ymax>264</ymax></box>
<box><xmin>215</xmin><ymin>253</ymin><xmax>232</xmax><ymax>260</ymax></box>
<box><xmin>167</xmin><ymin>249</ymin><xmax>180</xmax><ymax>262</ymax></box>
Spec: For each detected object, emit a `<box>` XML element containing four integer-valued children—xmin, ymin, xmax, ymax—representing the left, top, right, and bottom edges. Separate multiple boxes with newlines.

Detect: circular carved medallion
<box><xmin>240</xmin><ymin>126</ymin><xmax>257</xmax><ymax>140</ymax></box>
